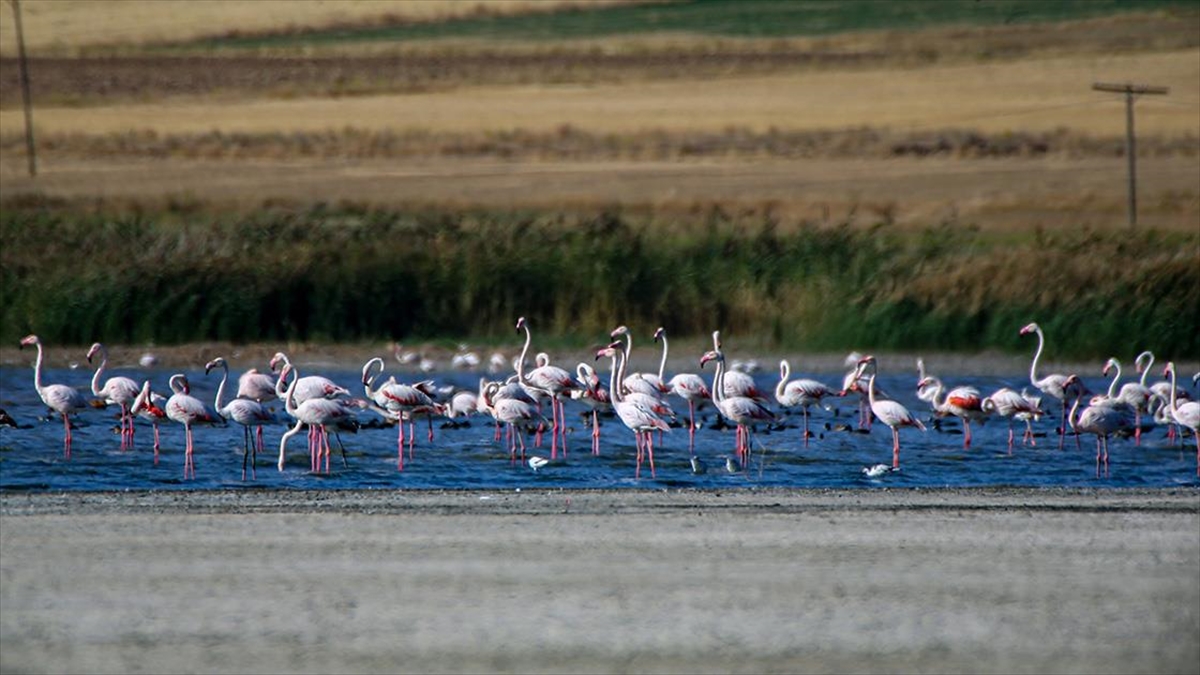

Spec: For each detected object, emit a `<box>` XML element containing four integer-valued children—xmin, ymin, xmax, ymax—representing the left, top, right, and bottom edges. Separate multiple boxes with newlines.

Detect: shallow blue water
<box><xmin>2</xmin><ymin>364</ymin><xmax>1197</xmax><ymax>492</ymax></box>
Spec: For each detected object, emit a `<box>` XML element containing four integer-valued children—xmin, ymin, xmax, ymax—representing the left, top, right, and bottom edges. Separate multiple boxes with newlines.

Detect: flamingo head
<box><xmin>1102</xmin><ymin>358</ymin><xmax>1118</xmax><ymax>377</ymax></box>
<box><xmin>268</xmin><ymin>352</ymin><xmax>288</xmax><ymax>372</ymax></box>
<box><xmin>18</xmin><ymin>334</ymin><xmax>38</xmax><ymax>349</ymax></box>
<box><xmin>1018</xmin><ymin>322</ymin><xmax>1039</xmax><ymax>336</ymax></box>
<box><xmin>1135</xmin><ymin>351</ymin><xmax>1153</xmax><ymax>373</ymax></box>
<box><xmin>700</xmin><ymin>350</ymin><xmax>723</xmax><ymax>369</ymax></box>
<box><xmin>85</xmin><ymin>342</ymin><xmax>103</xmax><ymax>363</ymax></box>
<box><xmin>610</xmin><ymin>325</ymin><xmax>629</xmax><ymax>339</ymax></box>
<box><xmin>653</xmin><ymin>327</ymin><xmax>665</xmax><ymax>342</ymax></box>
<box><xmin>916</xmin><ymin>375</ymin><xmax>938</xmax><ymax>391</ymax></box>
<box><xmin>515</xmin><ymin>317</ymin><xmax>527</xmax><ymax>332</ymax></box>
<box><xmin>204</xmin><ymin>357</ymin><xmax>225</xmax><ymax>375</ymax></box>
<box><xmin>711</xmin><ymin>330</ymin><xmax>722</xmax><ymax>350</ymax></box>
<box><xmin>1162</xmin><ymin>362</ymin><xmax>1176</xmax><ymax>378</ymax></box>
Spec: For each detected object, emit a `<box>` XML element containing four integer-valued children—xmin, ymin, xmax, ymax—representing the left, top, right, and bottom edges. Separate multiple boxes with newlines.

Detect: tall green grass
<box><xmin>2</xmin><ymin>198</ymin><xmax>1196</xmax><ymax>359</ymax></box>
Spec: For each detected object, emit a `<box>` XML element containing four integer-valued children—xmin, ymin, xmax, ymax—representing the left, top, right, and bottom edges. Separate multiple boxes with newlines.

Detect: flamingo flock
<box><xmin>10</xmin><ymin>324</ymin><xmax>1200</xmax><ymax>482</ymax></box>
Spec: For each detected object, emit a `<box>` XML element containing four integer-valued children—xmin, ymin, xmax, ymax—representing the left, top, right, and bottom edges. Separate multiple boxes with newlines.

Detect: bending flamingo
<box><xmin>981</xmin><ymin>387</ymin><xmax>1044</xmax><ymax>452</ymax></box>
<box><xmin>129</xmin><ymin>379</ymin><xmax>167</xmax><ymax>464</ymax></box>
<box><xmin>481</xmin><ymin>381</ymin><xmax>545</xmax><ymax>461</ymax></box>
<box><xmin>775</xmin><ymin>359</ymin><xmax>837</xmax><ymax>447</ymax></box>
<box><xmin>86</xmin><ymin>342</ymin><xmax>140</xmax><ymax>450</ymax></box>
<box><xmin>851</xmin><ymin>355</ymin><xmax>925</xmax><ymax>470</ymax></box>
<box><xmin>164</xmin><ymin>374</ymin><xmax>225</xmax><ymax>479</ymax></box>
<box><xmin>277</xmin><ymin>364</ymin><xmax>358</xmax><ymax>474</ymax></box>
<box><xmin>20</xmin><ymin>334</ymin><xmax>89</xmax><ymax>458</ymax></box>
<box><xmin>572</xmin><ymin>362</ymin><xmax>611</xmax><ymax>456</ymax></box>
<box><xmin>916</xmin><ymin>376</ymin><xmax>987</xmax><ymax>449</ymax></box>
<box><xmin>1162</xmin><ymin>362</ymin><xmax>1200</xmax><ymax>476</ymax></box>
<box><xmin>206</xmin><ymin>357</ymin><xmax>275</xmax><ymax>480</ymax></box>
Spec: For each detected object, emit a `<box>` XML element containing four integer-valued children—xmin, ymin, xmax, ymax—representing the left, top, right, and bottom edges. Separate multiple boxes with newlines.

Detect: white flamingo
<box><xmin>981</xmin><ymin>387</ymin><xmax>1044</xmax><ymax>452</ymax></box>
<box><xmin>1162</xmin><ymin>362</ymin><xmax>1200</xmax><ymax>476</ymax></box>
<box><xmin>164</xmin><ymin>374</ymin><xmax>225</xmax><ymax>479</ymax></box>
<box><xmin>269</xmin><ymin>352</ymin><xmax>351</xmax><ymax>402</ymax></box>
<box><xmin>277</xmin><ymin>364</ymin><xmax>358</xmax><ymax>474</ymax></box>
<box><xmin>20</xmin><ymin>335</ymin><xmax>90</xmax><ymax>459</ymax></box>
<box><xmin>916</xmin><ymin>375</ymin><xmax>987</xmax><ymax>449</ymax></box>
<box><xmin>701</xmin><ymin>338</ymin><xmax>777</xmax><ymax>468</ymax></box>
<box><xmin>571</xmin><ymin>362</ymin><xmax>612</xmax><ymax>456</ymax></box>
<box><xmin>86</xmin><ymin>342</ymin><xmax>141</xmax><ymax>450</ymax></box>
<box><xmin>1066</xmin><ymin>374</ymin><xmax>1136</xmax><ymax>478</ymax></box>
<box><xmin>206</xmin><ymin>357</ymin><xmax>274</xmax><ymax>480</ymax></box>
<box><xmin>1102</xmin><ymin>356</ymin><xmax>1152</xmax><ymax>445</ymax></box>
<box><xmin>1019</xmin><ymin>322</ymin><xmax>1075</xmax><ymax>449</ymax></box>
<box><xmin>775</xmin><ymin>359</ymin><xmax>837</xmax><ymax>448</ymax></box>
<box><xmin>515</xmin><ymin>317</ymin><xmax>578</xmax><ymax>458</ymax></box>
<box><xmin>596</xmin><ymin>343</ymin><xmax>671</xmax><ymax>479</ymax></box>
<box><xmin>481</xmin><ymin>381</ymin><xmax>545</xmax><ymax>461</ymax></box>
<box><xmin>851</xmin><ymin>355</ymin><xmax>925</xmax><ymax>470</ymax></box>
<box><xmin>362</xmin><ymin>357</ymin><xmax>436</xmax><ymax>470</ymax></box>
<box><xmin>236</xmin><ymin>367</ymin><xmax>278</xmax><ymax>403</ymax></box>
<box><xmin>611</xmin><ymin>325</ymin><xmax>671</xmax><ymax>398</ymax></box>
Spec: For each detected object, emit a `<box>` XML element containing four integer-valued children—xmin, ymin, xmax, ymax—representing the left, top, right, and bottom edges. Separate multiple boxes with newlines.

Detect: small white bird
<box><xmin>528</xmin><ymin>456</ymin><xmax>550</xmax><ymax>472</ymax></box>
<box><xmin>690</xmin><ymin>456</ymin><xmax>708</xmax><ymax>475</ymax></box>
<box><xmin>863</xmin><ymin>463</ymin><xmax>893</xmax><ymax>478</ymax></box>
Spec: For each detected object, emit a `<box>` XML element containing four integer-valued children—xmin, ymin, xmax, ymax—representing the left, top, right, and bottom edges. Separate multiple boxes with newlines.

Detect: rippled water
<box><xmin>1</xmin><ymin>364</ymin><xmax>1197</xmax><ymax>492</ymax></box>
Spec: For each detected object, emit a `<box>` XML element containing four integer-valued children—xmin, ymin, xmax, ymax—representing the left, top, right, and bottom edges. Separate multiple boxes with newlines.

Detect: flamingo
<box><xmin>1065</xmin><ymin>375</ymin><xmax>1135</xmax><ymax>477</ymax></box>
<box><xmin>1140</xmin><ymin>351</ymin><xmax>1194</xmax><ymax>444</ymax></box>
<box><xmin>597</xmin><ymin>343</ymin><xmax>671</xmax><ymax>479</ymax></box>
<box><xmin>362</xmin><ymin>357</ymin><xmax>436</xmax><ymax>470</ymax></box>
<box><xmin>571</xmin><ymin>362</ymin><xmax>611</xmax><ymax>456</ymax></box>
<box><xmin>19</xmin><ymin>335</ymin><xmax>89</xmax><ymax>459</ymax></box>
<box><xmin>86</xmin><ymin>342</ymin><xmax>140</xmax><ymax>450</ymax></box>
<box><xmin>840</xmin><ymin>351</ymin><xmax>887</xmax><ymax>430</ymax></box>
<box><xmin>700</xmin><ymin>339</ymin><xmax>777</xmax><ymax>468</ymax></box>
<box><xmin>1019</xmin><ymin>322</ymin><xmax>1075</xmax><ymax>449</ymax></box>
<box><xmin>277</xmin><ymin>364</ymin><xmax>358</xmax><ymax>473</ymax></box>
<box><xmin>611</xmin><ymin>325</ymin><xmax>671</xmax><ymax>398</ymax></box>
<box><xmin>981</xmin><ymin>387</ymin><xmax>1045</xmax><ymax>452</ymax></box>
<box><xmin>480</xmin><ymin>381</ymin><xmax>544</xmax><ymax>460</ymax></box>
<box><xmin>667</xmin><ymin>370</ymin><xmax>709</xmax><ymax>454</ymax></box>
<box><xmin>850</xmin><ymin>355</ymin><xmax>925</xmax><ymax>470</ymax></box>
<box><xmin>916</xmin><ymin>376</ymin><xmax>987</xmax><ymax>449</ymax></box>
<box><xmin>1162</xmin><ymin>362</ymin><xmax>1200</xmax><ymax>476</ymax></box>
<box><xmin>269</xmin><ymin>352</ymin><xmax>351</xmax><ymax>402</ymax></box>
<box><xmin>206</xmin><ymin>357</ymin><xmax>274</xmax><ymax>480</ymax></box>
<box><xmin>775</xmin><ymin>359</ymin><xmax>837</xmax><ymax>447</ymax></box>
<box><xmin>236</xmin><ymin>367</ymin><xmax>278</xmax><ymax>403</ymax></box>
<box><xmin>1102</xmin><ymin>356</ymin><xmax>1153</xmax><ymax>445</ymax></box>
<box><xmin>164</xmin><ymin>374</ymin><xmax>225</xmax><ymax>479</ymax></box>
<box><xmin>129</xmin><ymin>379</ymin><xmax>167</xmax><ymax>463</ymax></box>
<box><xmin>515</xmin><ymin>317</ymin><xmax>578</xmax><ymax>458</ymax></box>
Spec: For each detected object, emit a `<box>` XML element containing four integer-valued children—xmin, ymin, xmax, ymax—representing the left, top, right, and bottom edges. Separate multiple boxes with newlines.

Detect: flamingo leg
<box><xmin>687</xmin><ymin>400</ymin><xmax>696</xmax><ymax>454</ymax></box>
<box><xmin>963</xmin><ymin>419</ymin><xmax>972</xmax><ymax>449</ymax></box>
<box><xmin>242</xmin><ymin>425</ymin><xmax>251</xmax><ymax>481</ymax></box>
<box><xmin>891</xmin><ymin>427</ymin><xmax>901</xmax><ymax>470</ymax></box>
<box><xmin>184</xmin><ymin>425</ymin><xmax>195</xmax><ymax>480</ymax></box>
<box><xmin>591</xmin><ymin>410</ymin><xmax>601</xmax><ymax>456</ymax></box>
<box><xmin>803</xmin><ymin>408</ymin><xmax>811</xmax><ymax>448</ymax></box>
<box><xmin>61</xmin><ymin>413</ymin><xmax>72</xmax><ymax>459</ymax></box>
<box><xmin>1058</xmin><ymin>401</ymin><xmax>1067</xmax><ymax>450</ymax></box>
<box><xmin>646</xmin><ymin>431</ymin><xmax>656</xmax><ymax>478</ymax></box>
<box><xmin>1007</xmin><ymin>421</ymin><xmax>1015</xmax><ymax>454</ymax></box>
<box><xmin>152</xmin><ymin>423</ymin><xmax>161</xmax><ymax>464</ymax></box>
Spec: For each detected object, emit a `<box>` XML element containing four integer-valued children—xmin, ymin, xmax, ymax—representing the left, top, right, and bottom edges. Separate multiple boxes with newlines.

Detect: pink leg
<box><xmin>1007</xmin><ymin>422</ymin><xmax>1015</xmax><ymax>454</ymax></box>
<box><xmin>591</xmin><ymin>411</ymin><xmax>601</xmax><ymax>456</ymax></box>
<box><xmin>322</xmin><ymin>427</ymin><xmax>332</xmax><ymax>473</ymax></box>
<box><xmin>153</xmin><ymin>423</ymin><xmax>160</xmax><ymax>464</ymax></box>
<box><xmin>62</xmin><ymin>414</ymin><xmax>72</xmax><ymax>459</ymax></box>
<box><xmin>1134</xmin><ymin>411</ymin><xmax>1142</xmax><ymax>446</ymax></box>
<box><xmin>646</xmin><ymin>431</ymin><xmax>656</xmax><ymax>478</ymax></box>
<box><xmin>408</xmin><ymin>421</ymin><xmax>416</xmax><ymax>460</ymax></box>
<box><xmin>396</xmin><ymin>422</ymin><xmax>405</xmax><ymax>471</ymax></box>
<box><xmin>964</xmin><ymin>420</ymin><xmax>972</xmax><ymax>449</ymax></box>
<box><xmin>803</xmin><ymin>408</ymin><xmax>811</xmax><ymax>448</ymax></box>
<box><xmin>687</xmin><ymin>401</ymin><xmax>696</xmax><ymax>454</ymax></box>
<box><xmin>891</xmin><ymin>428</ymin><xmax>901</xmax><ymax>469</ymax></box>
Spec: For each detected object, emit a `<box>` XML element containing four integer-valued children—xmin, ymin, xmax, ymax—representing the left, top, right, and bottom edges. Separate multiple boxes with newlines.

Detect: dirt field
<box><xmin>2</xmin><ymin>489</ymin><xmax>1198</xmax><ymax>675</ymax></box>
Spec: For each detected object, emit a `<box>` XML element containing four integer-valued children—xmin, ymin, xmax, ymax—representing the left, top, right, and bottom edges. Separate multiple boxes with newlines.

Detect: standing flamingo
<box><xmin>850</xmin><ymin>355</ymin><xmax>925</xmax><ymax>470</ymax></box>
<box><xmin>571</xmin><ymin>363</ymin><xmax>611</xmax><ymax>456</ymax></box>
<box><xmin>1162</xmin><ymin>362</ymin><xmax>1200</xmax><ymax>476</ymax></box>
<box><xmin>700</xmin><ymin>339</ymin><xmax>777</xmax><ymax>469</ymax></box>
<box><xmin>1019</xmin><ymin>322</ymin><xmax>1080</xmax><ymax>450</ymax></box>
<box><xmin>129</xmin><ymin>379</ymin><xmax>167</xmax><ymax>463</ymax></box>
<box><xmin>1102</xmin><ymin>357</ymin><xmax>1153</xmax><ymax>445</ymax></box>
<box><xmin>277</xmin><ymin>364</ymin><xmax>358</xmax><ymax>473</ymax></box>
<box><xmin>596</xmin><ymin>343</ymin><xmax>671</xmax><ymax>479</ymax></box>
<box><xmin>775</xmin><ymin>359</ymin><xmax>837</xmax><ymax>447</ymax></box>
<box><xmin>19</xmin><ymin>335</ymin><xmax>89</xmax><ymax>458</ymax></box>
<box><xmin>611</xmin><ymin>325</ymin><xmax>671</xmax><ymax>398</ymax></box>
<box><xmin>206</xmin><ymin>357</ymin><xmax>274</xmax><ymax>480</ymax></box>
<box><xmin>515</xmin><ymin>317</ymin><xmax>578</xmax><ymax>458</ymax></box>
<box><xmin>981</xmin><ymin>387</ymin><xmax>1045</xmax><ymax>452</ymax></box>
<box><xmin>237</xmin><ymin>366</ymin><xmax>278</xmax><ymax>403</ymax></box>
<box><xmin>481</xmin><ymin>381</ymin><xmax>545</xmax><ymax>460</ymax></box>
<box><xmin>164</xmin><ymin>374</ymin><xmax>225</xmax><ymax>479</ymax></box>
<box><xmin>362</xmin><ymin>357</ymin><xmax>436</xmax><ymax>470</ymax></box>
<box><xmin>1065</xmin><ymin>375</ymin><xmax>1135</xmax><ymax>478</ymax></box>
<box><xmin>86</xmin><ymin>342</ymin><xmax>141</xmax><ymax>450</ymax></box>
<box><xmin>916</xmin><ymin>376</ymin><xmax>987</xmax><ymax>449</ymax></box>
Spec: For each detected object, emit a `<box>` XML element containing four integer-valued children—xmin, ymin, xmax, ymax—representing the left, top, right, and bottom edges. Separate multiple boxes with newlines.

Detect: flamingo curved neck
<box><xmin>776</xmin><ymin>360</ymin><xmax>791</xmax><ymax>401</ymax></box>
<box><xmin>213</xmin><ymin>361</ymin><xmax>230</xmax><ymax>411</ymax></box>
<box><xmin>606</xmin><ymin>350</ymin><xmax>624</xmax><ymax>404</ymax></box>
<box><xmin>517</xmin><ymin>323</ymin><xmax>532</xmax><ymax>382</ymax></box>
<box><xmin>1105</xmin><ymin>360</ymin><xmax>1121</xmax><ymax>399</ymax></box>
<box><xmin>657</xmin><ymin>334</ymin><xmax>668</xmax><ymax>381</ymax></box>
<box><xmin>1137</xmin><ymin>352</ymin><xmax>1155</xmax><ymax>388</ymax></box>
<box><xmin>1165</xmin><ymin>364</ymin><xmax>1178</xmax><ymax>411</ymax></box>
<box><xmin>925</xmin><ymin>378</ymin><xmax>947</xmax><ymax>410</ymax></box>
<box><xmin>29</xmin><ymin>340</ymin><xmax>46</xmax><ymax>394</ymax></box>
<box><xmin>1028</xmin><ymin>326</ymin><xmax>1046</xmax><ymax>388</ymax></box>
<box><xmin>169</xmin><ymin>374</ymin><xmax>187</xmax><ymax>395</ymax></box>
<box><xmin>90</xmin><ymin>345</ymin><xmax>109</xmax><ymax>396</ymax></box>
<box><xmin>363</xmin><ymin>357</ymin><xmax>385</xmax><ymax>398</ymax></box>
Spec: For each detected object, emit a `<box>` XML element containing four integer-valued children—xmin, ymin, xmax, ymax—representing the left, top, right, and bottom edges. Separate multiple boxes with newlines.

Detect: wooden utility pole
<box><xmin>1092</xmin><ymin>82</ymin><xmax>1169</xmax><ymax>228</ymax></box>
<box><xmin>8</xmin><ymin>0</ymin><xmax>36</xmax><ymax>176</ymax></box>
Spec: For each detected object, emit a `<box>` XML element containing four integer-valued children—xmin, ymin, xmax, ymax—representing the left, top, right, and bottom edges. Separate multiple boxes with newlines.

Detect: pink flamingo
<box><xmin>129</xmin><ymin>380</ymin><xmax>167</xmax><ymax>463</ymax></box>
<box><xmin>571</xmin><ymin>363</ymin><xmax>611</xmax><ymax>456</ymax></box>
<box><xmin>269</xmin><ymin>352</ymin><xmax>351</xmax><ymax>402</ymax></box>
<box><xmin>1019</xmin><ymin>322</ymin><xmax>1075</xmax><ymax>449</ymax></box>
<box><xmin>981</xmin><ymin>387</ymin><xmax>1044</xmax><ymax>452</ymax></box>
<box><xmin>206</xmin><ymin>357</ymin><xmax>274</xmax><ymax>480</ymax></box>
<box><xmin>1065</xmin><ymin>375</ymin><xmax>1136</xmax><ymax>478</ymax></box>
<box><xmin>775</xmin><ymin>359</ymin><xmax>837</xmax><ymax>448</ymax></box>
<box><xmin>700</xmin><ymin>338</ymin><xmax>777</xmax><ymax>469</ymax></box>
<box><xmin>916</xmin><ymin>375</ymin><xmax>987</xmax><ymax>449</ymax></box>
<box><xmin>850</xmin><ymin>355</ymin><xmax>925</xmax><ymax>470</ymax></box>
<box><xmin>1102</xmin><ymin>356</ymin><xmax>1152</xmax><ymax>445</ymax></box>
<box><xmin>611</xmin><ymin>325</ymin><xmax>672</xmax><ymax>398</ymax></box>
<box><xmin>362</xmin><ymin>356</ymin><xmax>436</xmax><ymax>470</ymax></box>
<box><xmin>597</xmin><ymin>343</ymin><xmax>671</xmax><ymax>479</ymax></box>
<box><xmin>515</xmin><ymin>317</ymin><xmax>578</xmax><ymax>458</ymax></box>
<box><xmin>667</xmin><ymin>371</ymin><xmax>709</xmax><ymax>454</ymax></box>
<box><xmin>20</xmin><ymin>334</ymin><xmax>89</xmax><ymax>458</ymax></box>
<box><xmin>481</xmin><ymin>381</ymin><xmax>545</xmax><ymax>460</ymax></box>
<box><xmin>1142</xmin><ymin>351</ymin><xmax>1193</xmax><ymax>444</ymax></box>
<box><xmin>237</xmin><ymin>367</ymin><xmax>278</xmax><ymax>403</ymax></box>
<box><xmin>86</xmin><ymin>342</ymin><xmax>140</xmax><ymax>450</ymax></box>
<box><xmin>1162</xmin><ymin>362</ymin><xmax>1200</xmax><ymax>476</ymax></box>
<box><xmin>164</xmin><ymin>374</ymin><xmax>225</xmax><ymax>479</ymax></box>
<box><xmin>277</xmin><ymin>364</ymin><xmax>358</xmax><ymax>473</ymax></box>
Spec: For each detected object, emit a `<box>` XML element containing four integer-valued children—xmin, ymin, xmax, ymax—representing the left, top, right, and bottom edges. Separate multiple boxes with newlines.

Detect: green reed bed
<box><xmin>2</xmin><ymin>199</ymin><xmax>1196</xmax><ymax>359</ymax></box>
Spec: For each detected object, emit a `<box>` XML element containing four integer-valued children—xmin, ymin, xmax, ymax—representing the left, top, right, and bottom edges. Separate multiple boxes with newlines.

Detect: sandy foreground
<box><xmin>1</xmin><ymin>488</ymin><xmax>1198</xmax><ymax>675</ymax></box>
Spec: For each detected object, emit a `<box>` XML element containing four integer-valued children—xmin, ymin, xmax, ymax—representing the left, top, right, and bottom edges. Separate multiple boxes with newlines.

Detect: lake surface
<box><xmin>2</xmin><ymin>363</ymin><xmax>1197</xmax><ymax>492</ymax></box>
